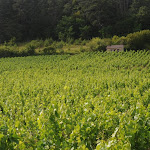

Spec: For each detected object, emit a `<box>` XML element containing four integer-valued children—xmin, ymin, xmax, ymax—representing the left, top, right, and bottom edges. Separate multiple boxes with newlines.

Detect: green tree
<box><xmin>130</xmin><ymin>0</ymin><xmax>150</xmax><ymax>30</ymax></box>
<box><xmin>0</xmin><ymin>0</ymin><xmax>21</xmax><ymax>43</ymax></box>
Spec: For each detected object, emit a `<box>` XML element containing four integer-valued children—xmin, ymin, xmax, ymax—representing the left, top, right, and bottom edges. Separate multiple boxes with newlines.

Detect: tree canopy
<box><xmin>0</xmin><ymin>0</ymin><xmax>150</xmax><ymax>42</ymax></box>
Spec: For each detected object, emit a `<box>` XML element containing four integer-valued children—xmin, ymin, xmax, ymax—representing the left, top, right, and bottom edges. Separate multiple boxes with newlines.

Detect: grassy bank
<box><xmin>0</xmin><ymin>30</ymin><xmax>150</xmax><ymax>58</ymax></box>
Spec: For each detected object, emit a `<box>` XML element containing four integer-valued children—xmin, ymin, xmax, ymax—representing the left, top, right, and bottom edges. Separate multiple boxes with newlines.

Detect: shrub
<box><xmin>27</xmin><ymin>40</ymin><xmax>44</xmax><ymax>49</ymax></box>
<box><xmin>87</xmin><ymin>38</ymin><xmax>107</xmax><ymax>52</ymax></box>
<box><xmin>81</xmin><ymin>40</ymin><xmax>87</xmax><ymax>46</ymax></box>
<box><xmin>80</xmin><ymin>46</ymin><xmax>86</xmax><ymax>52</ymax></box>
<box><xmin>126</xmin><ymin>30</ymin><xmax>150</xmax><ymax>50</ymax></box>
<box><xmin>25</xmin><ymin>45</ymin><xmax>35</xmax><ymax>55</ymax></box>
<box><xmin>44</xmin><ymin>38</ymin><xmax>53</xmax><ymax>47</ymax></box>
<box><xmin>111</xmin><ymin>35</ymin><xmax>127</xmax><ymax>46</ymax></box>
<box><xmin>9</xmin><ymin>37</ymin><xmax>17</xmax><ymax>46</ymax></box>
<box><xmin>0</xmin><ymin>46</ymin><xmax>18</xmax><ymax>57</ymax></box>
<box><xmin>112</xmin><ymin>35</ymin><xmax>121</xmax><ymax>45</ymax></box>
<box><xmin>74</xmin><ymin>38</ymin><xmax>82</xmax><ymax>45</ymax></box>
<box><xmin>51</xmin><ymin>41</ymin><xmax>57</xmax><ymax>48</ymax></box>
<box><xmin>67</xmin><ymin>38</ymin><xmax>74</xmax><ymax>45</ymax></box>
<box><xmin>110</xmin><ymin>30</ymin><xmax>150</xmax><ymax>50</ymax></box>
<box><xmin>55</xmin><ymin>41</ymin><xmax>64</xmax><ymax>49</ymax></box>
<box><xmin>4</xmin><ymin>37</ymin><xmax>17</xmax><ymax>47</ymax></box>
<box><xmin>57</xmin><ymin>49</ymin><xmax>64</xmax><ymax>54</ymax></box>
<box><xmin>43</xmin><ymin>46</ymin><xmax>56</xmax><ymax>55</ymax></box>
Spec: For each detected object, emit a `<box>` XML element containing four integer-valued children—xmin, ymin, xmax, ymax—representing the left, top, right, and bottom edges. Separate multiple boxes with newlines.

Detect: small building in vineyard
<box><xmin>106</xmin><ymin>45</ymin><xmax>124</xmax><ymax>52</ymax></box>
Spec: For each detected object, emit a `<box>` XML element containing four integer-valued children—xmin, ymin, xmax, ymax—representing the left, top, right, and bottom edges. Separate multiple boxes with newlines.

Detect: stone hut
<box><xmin>106</xmin><ymin>45</ymin><xmax>124</xmax><ymax>52</ymax></box>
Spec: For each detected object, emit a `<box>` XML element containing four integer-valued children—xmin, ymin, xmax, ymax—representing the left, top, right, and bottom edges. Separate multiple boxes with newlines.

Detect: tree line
<box><xmin>0</xmin><ymin>0</ymin><xmax>150</xmax><ymax>43</ymax></box>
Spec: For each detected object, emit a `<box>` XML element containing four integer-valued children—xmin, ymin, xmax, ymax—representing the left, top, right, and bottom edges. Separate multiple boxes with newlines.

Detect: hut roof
<box><xmin>106</xmin><ymin>45</ymin><xmax>124</xmax><ymax>49</ymax></box>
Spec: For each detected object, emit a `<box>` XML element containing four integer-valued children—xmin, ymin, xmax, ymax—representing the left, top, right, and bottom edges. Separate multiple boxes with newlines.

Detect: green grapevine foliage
<box><xmin>0</xmin><ymin>51</ymin><xmax>150</xmax><ymax>149</ymax></box>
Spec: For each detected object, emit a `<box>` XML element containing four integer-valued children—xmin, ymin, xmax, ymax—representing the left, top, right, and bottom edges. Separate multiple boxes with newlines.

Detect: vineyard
<box><xmin>0</xmin><ymin>51</ymin><xmax>150</xmax><ymax>149</ymax></box>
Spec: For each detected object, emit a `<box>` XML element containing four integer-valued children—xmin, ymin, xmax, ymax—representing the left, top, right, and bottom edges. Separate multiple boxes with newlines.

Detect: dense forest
<box><xmin>0</xmin><ymin>0</ymin><xmax>150</xmax><ymax>43</ymax></box>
